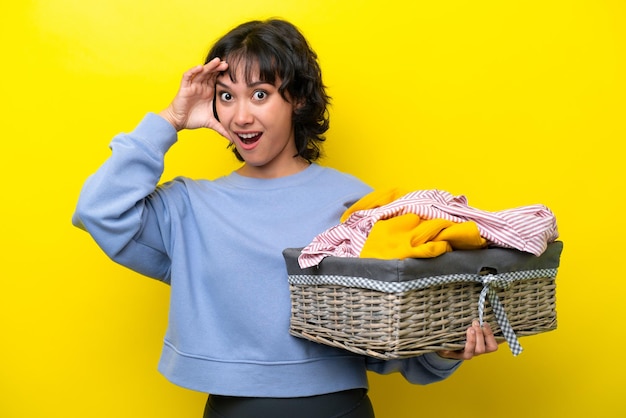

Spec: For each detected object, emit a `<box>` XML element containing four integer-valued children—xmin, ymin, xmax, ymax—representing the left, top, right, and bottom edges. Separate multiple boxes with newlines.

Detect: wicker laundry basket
<box><xmin>283</xmin><ymin>241</ymin><xmax>563</xmax><ymax>359</ymax></box>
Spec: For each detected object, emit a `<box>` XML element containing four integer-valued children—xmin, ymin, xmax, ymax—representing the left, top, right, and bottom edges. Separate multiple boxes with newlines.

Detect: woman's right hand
<box><xmin>159</xmin><ymin>57</ymin><xmax>231</xmax><ymax>139</ymax></box>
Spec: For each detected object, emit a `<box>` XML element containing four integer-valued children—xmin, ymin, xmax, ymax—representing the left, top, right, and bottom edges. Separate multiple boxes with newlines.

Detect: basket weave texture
<box><xmin>284</xmin><ymin>241</ymin><xmax>562</xmax><ymax>359</ymax></box>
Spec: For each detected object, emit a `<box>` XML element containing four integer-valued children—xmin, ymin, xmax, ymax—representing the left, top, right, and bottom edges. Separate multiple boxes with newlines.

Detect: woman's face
<box><xmin>215</xmin><ymin>64</ymin><xmax>306</xmax><ymax>179</ymax></box>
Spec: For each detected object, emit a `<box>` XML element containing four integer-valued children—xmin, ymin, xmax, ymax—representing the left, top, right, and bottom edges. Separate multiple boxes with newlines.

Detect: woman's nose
<box><xmin>234</xmin><ymin>102</ymin><xmax>254</xmax><ymax>126</ymax></box>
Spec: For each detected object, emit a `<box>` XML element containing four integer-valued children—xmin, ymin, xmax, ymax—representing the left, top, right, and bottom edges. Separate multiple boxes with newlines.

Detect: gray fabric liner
<box><xmin>283</xmin><ymin>241</ymin><xmax>563</xmax><ymax>283</ymax></box>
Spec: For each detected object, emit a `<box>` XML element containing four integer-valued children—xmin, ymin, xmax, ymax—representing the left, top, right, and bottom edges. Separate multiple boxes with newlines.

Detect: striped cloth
<box><xmin>298</xmin><ymin>189</ymin><xmax>559</xmax><ymax>268</ymax></box>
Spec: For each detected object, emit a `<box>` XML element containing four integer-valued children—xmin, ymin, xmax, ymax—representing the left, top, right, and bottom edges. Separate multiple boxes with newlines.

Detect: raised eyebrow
<box><xmin>215</xmin><ymin>80</ymin><xmax>230</xmax><ymax>90</ymax></box>
<box><xmin>248</xmin><ymin>80</ymin><xmax>274</xmax><ymax>88</ymax></box>
<box><xmin>215</xmin><ymin>80</ymin><xmax>274</xmax><ymax>90</ymax></box>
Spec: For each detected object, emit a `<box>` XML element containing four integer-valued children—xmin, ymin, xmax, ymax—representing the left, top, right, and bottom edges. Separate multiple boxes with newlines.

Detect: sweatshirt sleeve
<box><xmin>72</xmin><ymin>113</ymin><xmax>178</xmax><ymax>282</ymax></box>
<box><xmin>366</xmin><ymin>353</ymin><xmax>462</xmax><ymax>385</ymax></box>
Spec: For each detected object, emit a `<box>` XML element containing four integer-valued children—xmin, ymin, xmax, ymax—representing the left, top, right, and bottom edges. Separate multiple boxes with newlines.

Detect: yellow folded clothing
<box><xmin>340</xmin><ymin>187</ymin><xmax>408</xmax><ymax>223</ymax></box>
<box><xmin>360</xmin><ymin>213</ymin><xmax>487</xmax><ymax>260</ymax></box>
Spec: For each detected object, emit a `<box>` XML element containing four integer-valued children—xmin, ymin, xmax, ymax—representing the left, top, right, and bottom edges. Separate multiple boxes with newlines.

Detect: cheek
<box><xmin>272</xmin><ymin>102</ymin><xmax>295</xmax><ymax>123</ymax></box>
<box><xmin>214</xmin><ymin>102</ymin><xmax>228</xmax><ymax>123</ymax></box>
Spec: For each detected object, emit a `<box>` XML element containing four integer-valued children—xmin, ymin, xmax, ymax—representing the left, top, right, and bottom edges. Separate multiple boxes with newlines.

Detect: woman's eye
<box><xmin>253</xmin><ymin>90</ymin><xmax>267</xmax><ymax>100</ymax></box>
<box><xmin>219</xmin><ymin>92</ymin><xmax>232</xmax><ymax>101</ymax></box>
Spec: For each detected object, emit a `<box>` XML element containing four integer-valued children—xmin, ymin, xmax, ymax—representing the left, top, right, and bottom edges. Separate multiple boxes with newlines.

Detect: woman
<box><xmin>73</xmin><ymin>19</ymin><xmax>498</xmax><ymax>418</ymax></box>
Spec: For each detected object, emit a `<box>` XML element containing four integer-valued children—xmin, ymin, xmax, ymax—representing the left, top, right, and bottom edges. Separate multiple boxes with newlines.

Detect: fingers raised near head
<box><xmin>181</xmin><ymin>65</ymin><xmax>205</xmax><ymax>87</ymax></box>
<box><xmin>204</xmin><ymin>56</ymin><xmax>228</xmax><ymax>71</ymax></box>
<box><xmin>197</xmin><ymin>58</ymin><xmax>228</xmax><ymax>83</ymax></box>
<box><xmin>180</xmin><ymin>59</ymin><xmax>228</xmax><ymax>88</ymax></box>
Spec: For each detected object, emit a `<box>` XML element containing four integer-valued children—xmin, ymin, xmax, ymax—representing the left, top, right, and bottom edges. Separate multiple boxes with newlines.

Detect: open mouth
<box><xmin>238</xmin><ymin>132</ymin><xmax>262</xmax><ymax>145</ymax></box>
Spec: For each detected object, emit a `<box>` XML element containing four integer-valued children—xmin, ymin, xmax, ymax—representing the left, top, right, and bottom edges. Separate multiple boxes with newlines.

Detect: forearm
<box><xmin>72</xmin><ymin>113</ymin><xmax>177</xmax><ymax>274</ymax></box>
<box><xmin>367</xmin><ymin>352</ymin><xmax>462</xmax><ymax>385</ymax></box>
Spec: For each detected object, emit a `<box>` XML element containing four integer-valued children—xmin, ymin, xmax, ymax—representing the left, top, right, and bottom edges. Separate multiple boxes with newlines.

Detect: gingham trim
<box><xmin>288</xmin><ymin>268</ymin><xmax>558</xmax><ymax>356</ymax></box>
<box><xmin>287</xmin><ymin>268</ymin><xmax>557</xmax><ymax>293</ymax></box>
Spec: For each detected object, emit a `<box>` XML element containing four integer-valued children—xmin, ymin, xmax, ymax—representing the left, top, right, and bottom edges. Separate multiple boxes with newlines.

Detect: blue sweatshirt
<box><xmin>72</xmin><ymin>113</ymin><xmax>462</xmax><ymax>397</ymax></box>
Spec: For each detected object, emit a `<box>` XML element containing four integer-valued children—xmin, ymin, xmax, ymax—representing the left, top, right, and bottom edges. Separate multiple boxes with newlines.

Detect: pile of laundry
<box><xmin>298</xmin><ymin>188</ymin><xmax>559</xmax><ymax>269</ymax></box>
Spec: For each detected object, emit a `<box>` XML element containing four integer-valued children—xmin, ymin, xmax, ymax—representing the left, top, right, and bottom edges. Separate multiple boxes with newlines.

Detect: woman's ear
<box><xmin>294</xmin><ymin>97</ymin><xmax>306</xmax><ymax>111</ymax></box>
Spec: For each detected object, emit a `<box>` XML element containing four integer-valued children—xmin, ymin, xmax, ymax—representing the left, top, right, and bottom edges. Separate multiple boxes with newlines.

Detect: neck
<box><xmin>236</xmin><ymin>157</ymin><xmax>311</xmax><ymax>179</ymax></box>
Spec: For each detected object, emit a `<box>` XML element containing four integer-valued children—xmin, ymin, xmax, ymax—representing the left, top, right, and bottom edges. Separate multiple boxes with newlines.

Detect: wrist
<box><xmin>158</xmin><ymin>109</ymin><xmax>182</xmax><ymax>131</ymax></box>
<box><xmin>435</xmin><ymin>350</ymin><xmax>463</xmax><ymax>360</ymax></box>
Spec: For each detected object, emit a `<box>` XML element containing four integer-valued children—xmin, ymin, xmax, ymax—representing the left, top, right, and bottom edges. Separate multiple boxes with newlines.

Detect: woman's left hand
<box><xmin>437</xmin><ymin>320</ymin><xmax>500</xmax><ymax>360</ymax></box>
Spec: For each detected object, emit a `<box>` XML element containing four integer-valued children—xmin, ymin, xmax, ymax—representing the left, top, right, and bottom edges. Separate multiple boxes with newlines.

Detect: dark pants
<box><xmin>204</xmin><ymin>389</ymin><xmax>375</xmax><ymax>418</ymax></box>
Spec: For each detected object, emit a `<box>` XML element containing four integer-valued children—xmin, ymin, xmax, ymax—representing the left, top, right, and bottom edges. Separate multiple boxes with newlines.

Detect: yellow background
<box><xmin>2</xmin><ymin>0</ymin><xmax>624</xmax><ymax>417</ymax></box>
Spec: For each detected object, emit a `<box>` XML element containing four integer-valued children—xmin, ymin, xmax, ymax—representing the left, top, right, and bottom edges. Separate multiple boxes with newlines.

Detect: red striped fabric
<box><xmin>298</xmin><ymin>189</ymin><xmax>559</xmax><ymax>268</ymax></box>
